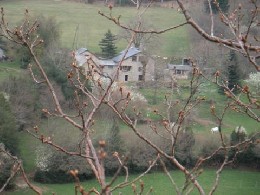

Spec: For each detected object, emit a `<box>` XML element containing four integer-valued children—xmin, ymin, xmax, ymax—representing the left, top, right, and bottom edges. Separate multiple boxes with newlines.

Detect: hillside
<box><xmin>0</xmin><ymin>0</ymin><xmax>190</xmax><ymax>56</ymax></box>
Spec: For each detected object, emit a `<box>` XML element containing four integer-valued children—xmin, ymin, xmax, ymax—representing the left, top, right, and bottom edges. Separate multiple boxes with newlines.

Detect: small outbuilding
<box><xmin>164</xmin><ymin>58</ymin><xmax>193</xmax><ymax>80</ymax></box>
<box><xmin>0</xmin><ymin>48</ymin><xmax>6</xmax><ymax>61</ymax></box>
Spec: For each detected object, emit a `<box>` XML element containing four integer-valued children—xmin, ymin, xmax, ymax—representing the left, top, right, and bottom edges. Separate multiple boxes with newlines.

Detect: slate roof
<box><xmin>167</xmin><ymin>64</ymin><xmax>192</xmax><ymax>71</ymax></box>
<box><xmin>112</xmin><ymin>47</ymin><xmax>141</xmax><ymax>63</ymax></box>
<box><xmin>75</xmin><ymin>48</ymin><xmax>88</xmax><ymax>55</ymax></box>
<box><xmin>75</xmin><ymin>48</ymin><xmax>89</xmax><ymax>66</ymax></box>
<box><xmin>74</xmin><ymin>47</ymin><xmax>141</xmax><ymax>67</ymax></box>
<box><xmin>99</xmin><ymin>59</ymin><xmax>116</xmax><ymax>66</ymax></box>
<box><xmin>0</xmin><ymin>48</ymin><xmax>5</xmax><ymax>59</ymax></box>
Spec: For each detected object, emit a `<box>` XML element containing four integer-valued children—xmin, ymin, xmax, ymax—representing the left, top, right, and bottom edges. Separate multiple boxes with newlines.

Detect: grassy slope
<box><xmin>0</xmin><ymin>0</ymin><xmax>189</xmax><ymax>56</ymax></box>
<box><xmin>0</xmin><ymin>61</ymin><xmax>21</xmax><ymax>82</ymax></box>
<box><xmin>7</xmin><ymin>170</ymin><xmax>260</xmax><ymax>195</ymax></box>
<box><xmin>140</xmin><ymin>81</ymin><xmax>259</xmax><ymax>134</ymax></box>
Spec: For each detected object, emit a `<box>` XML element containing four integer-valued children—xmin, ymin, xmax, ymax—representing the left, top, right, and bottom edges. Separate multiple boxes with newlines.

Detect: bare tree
<box><xmin>0</xmin><ymin>1</ymin><xmax>259</xmax><ymax>194</ymax></box>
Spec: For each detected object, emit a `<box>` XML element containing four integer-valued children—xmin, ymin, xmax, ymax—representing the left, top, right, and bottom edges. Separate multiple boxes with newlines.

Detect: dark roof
<box><xmin>167</xmin><ymin>64</ymin><xmax>192</xmax><ymax>71</ymax></box>
<box><xmin>74</xmin><ymin>47</ymin><xmax>141</xmax><ymax>67</ymax></box>
<box><xmin>0</xmin><ymin>48</ymin><xmax>5</xmax><ymax>58</ymax></box>
<box><xmin>113</xmin><ymin>47</ymin><xmax>141</xmax><ymax>63</ymax></box>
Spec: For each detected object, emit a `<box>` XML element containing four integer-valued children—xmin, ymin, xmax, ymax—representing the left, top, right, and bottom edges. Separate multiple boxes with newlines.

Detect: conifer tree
<box><xmin>227</xmin><ymin>50</ymin><xmax>241</xmax><ymax>94</ymax></box>
<box><xmin>204</xmin><ymin>0</ymin><xmax>229</xmax><ymax>14</ymax></box>
<box><xmin>218</xmin><ymin>50</ymin><xmax>241</xmax><ymax>94</ymax></box>
<box><xmin>99</xmin><ymin>29</ymin><xmax>117</xmax><ymax>59</ymax></box>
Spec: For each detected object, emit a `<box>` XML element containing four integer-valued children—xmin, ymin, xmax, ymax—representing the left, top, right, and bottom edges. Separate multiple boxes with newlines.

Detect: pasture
<box><xmin>0</xmin><ymin>61</ymin><xmax>21</xmax><ymax>82</ymax></box>
<box><xmin>6</xmin><ymin>170</ymin><xmax>260</xmax><ymax>195</ymax></box>
<box><xmin>139</xmin><ymin>81</ymin><xmax>259</xmax><ymax>134</ymax></box>
<box><xmin>0</xmin><ymin>0</ymin><xmax>189</xmax><ymax>56</ymax></box>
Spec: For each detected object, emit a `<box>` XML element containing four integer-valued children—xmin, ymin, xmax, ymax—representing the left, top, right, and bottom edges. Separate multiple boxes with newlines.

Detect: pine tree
<box><xmin>204</xmin><ymin>0</ymin><xmax>229</xmax><ymax>14</ymax></box>
<box><xmin>218</xmin><ymin>50</ymin><xmax>241</xmax><ymax>95</ymax></box>
<box><xmin>99</xmin><ymin>29</ymin><xmax>117</xmax><ymax>59</ymax></box>
<box><xmin>227</xmin><ymin>50</ymin><xmax>241</xmax><ymax>94</ymax></box>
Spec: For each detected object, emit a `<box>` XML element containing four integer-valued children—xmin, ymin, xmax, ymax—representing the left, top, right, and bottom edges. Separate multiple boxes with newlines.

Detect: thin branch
<box><xmin>111</xmin><ymin>155</ymin><xmax>159</xmax><ymax>191</ymax></box>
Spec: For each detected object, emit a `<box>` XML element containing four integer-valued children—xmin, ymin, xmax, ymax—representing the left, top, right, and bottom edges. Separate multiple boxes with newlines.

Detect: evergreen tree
<box><xmin>99</xmin><ymin>29</ymin><xmax>117</xmax><ymax>59</ymax></box>
<box><xmin>227</xmin><ymin>50</ymin><xmax>241</xmax><ymax>94</ymax></box>
<box><xmin>204</xmin><ymin>0</ymin><xmax>229</xmax><ymax>14</ymax></box>
<box><xmin>219</xmin><ymin>50</ymin><xmax>241</xmax><ymax>94</ymax></box>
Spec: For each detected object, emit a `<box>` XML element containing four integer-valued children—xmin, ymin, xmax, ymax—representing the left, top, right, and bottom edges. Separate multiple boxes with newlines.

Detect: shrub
<box><xmin>34</xmin><ymin>145</ymin><xmax>93</xmax><ymax>183</ymax></box>
<box><xmin>175</xmin><ymin>128</ymin><xmax>196</xmax><ymax>167</ymax></box>
<box><xmin>0</xmin><ymin>144</ymin><xmax>16</xmax><ymax>190</ymax></box>
<box><xmin>104</xmin><ymin>118</ymin><xmax>126</xmax><ymax>175</ymax></box>
<box><xmin>198</xmin><ymin>136</ymin><xmax>225</xmax><ymax>166</ymax></box>
<box><xmin>0</xmin><ymin>94</ymin><xmax>19</xmax><ymax>154</ymax></box>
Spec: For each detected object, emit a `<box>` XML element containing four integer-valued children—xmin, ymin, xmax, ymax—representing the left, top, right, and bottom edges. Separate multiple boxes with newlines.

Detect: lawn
<box><xmin>0</xmin><ymin>0</ymin><xmax>189</xmax><ymax>56</ymax></box>
<box><xmin>6</xmin><ymin>169</ymin><xmax>260</xmax><ymax>195</ymax></box>
<box><xmin>138</xmin><ymin>80</ymin><xmax>259</xmax><ymax>134</ymax></box>
<box><xmin>0</xmin><ymin>61</ymin><xmax>21</xmax><ymax>82</ymax></box>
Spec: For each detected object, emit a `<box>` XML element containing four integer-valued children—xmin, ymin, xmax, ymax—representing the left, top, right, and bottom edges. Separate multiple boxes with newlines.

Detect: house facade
<box><xmin>164</xmin><ymin>58</ymin><xmax>193</xmax><ymax>81</ymax></box>
<box><xmin>75</xmin><ymin>47</ymin><xmax>154</xmax><ymax>82</ymax></box>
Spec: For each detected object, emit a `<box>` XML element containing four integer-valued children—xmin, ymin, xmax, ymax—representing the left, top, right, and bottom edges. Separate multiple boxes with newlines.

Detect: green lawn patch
<box><xmin>17</xmin><ymin>131</ymin><xmax>38</xmax><ymax>172</ymax></box>
<box><xmin>7</xmin><ymin>169</ymin><xmax>260</xmax><ymax>195</ymax></box>
<box><xmin>1</xmin><ymin>0</ymin><xmax>189</xmax><ymax>56</ymax></box>
<box><xmin>0</xmin><ymin>61</ymin><xmax>21</xmax><ymax>83</ymax></box>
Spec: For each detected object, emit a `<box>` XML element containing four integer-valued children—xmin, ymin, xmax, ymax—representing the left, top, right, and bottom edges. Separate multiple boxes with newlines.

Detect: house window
<box><xmin>138</xmin><ymin>75</ymin><xmax>143</xmax><ymax>81</ymax></box>
<box><xmin>132</xmin><ymin>56</ymin><xmax>137</xmax><ymax>62</ymax></box>
<box><xmin>183</xmin><ymin>59</ymin><xmax>190</xmax><ymax>65</ymax></box>
<box><xmin>138</xmin><ymin>67</ymin><xmax>143</xmax><ymax>72</ymax></box>
<box><xmin>125</xmin><ymin>75</ymin><xmax>128</xmax><ymax>81</ymax></box>
<box><xmin>107</xmin><ymin>66</ymin><xmax>113</xmax><ymax>69</ymax></box>
<box><xmin>120</xmin><ymin>66</ymin><xmax>131</xmax><ymax>72</ymax></box>
<box><xmin>176</xmin><ymin>70</ymin><xmax>182</xmax><ymax>74</ymax></box>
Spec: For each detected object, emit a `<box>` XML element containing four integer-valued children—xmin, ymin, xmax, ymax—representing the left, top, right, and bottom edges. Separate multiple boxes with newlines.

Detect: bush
<box><xmin>198</xmin><ymin>136</ymin><xmax>225</xmax><ymax>166</ymax></box>
<box><xmin>34</xmin><ymin>145</ymin><xmax>93</xmax><ymax>183</ymax></box>
<box><xmin>104</xmin><ymin>118</ymin><xmax>126</xmax><ymax>175</ymax></box>
<box><xmin>34</xmin><ymin>170</ymin><xmax>92</xmax><ymax>184</ymax></box>
<box><xmin>0</xmin><ymin>94</ymin><xmax>19</xmax><ymax>154</ymax></box>
<box><xmin>175</xmin><ymin>128</ymin><xmax>196</xmax><ymax>167</ymax></box>
<box><xmin>0</xmin><ymin>75</ymin><xmax>40</xmax><ymax>131</ymax></box>
<box><xmin>0</xmin><ymin>144</ymin><xmax>16</xmax><ymax>190</ymax></box>
<box><xmin>230</xmin><ymin>131</ymin><xmax>260</xmax><ymax>168</ymax></box>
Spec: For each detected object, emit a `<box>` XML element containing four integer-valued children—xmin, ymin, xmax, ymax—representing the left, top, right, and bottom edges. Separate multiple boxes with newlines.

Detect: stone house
<box><xmin>75</xmin><ymin>47</ymin><xmax>154</xmax><ymax>82</ymax></box>
<box><xmin>164</xmin><ymin>58</ymin><xmax>193</xmax><ymax>81</ymax></box>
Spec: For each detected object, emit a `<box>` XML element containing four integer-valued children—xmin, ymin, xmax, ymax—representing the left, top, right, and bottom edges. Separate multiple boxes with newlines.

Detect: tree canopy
<box><xmin>0</xmin><ymin>94</ymin><xmax>19</xmax><ymax>155</ymax></box>
<box><xmin>99</xmin><ymin>29</ymin><xmax>117</xmax><ymax>59</ymax></box>
<box><xmin>227</xmin><ymin>50</ymin><xmax>241</xmax><ymax>94</ymax></box>
<box><xmin>204</xmin><ymin>0</ymin><xmax>230</xmax><ymax>14</ymax></box>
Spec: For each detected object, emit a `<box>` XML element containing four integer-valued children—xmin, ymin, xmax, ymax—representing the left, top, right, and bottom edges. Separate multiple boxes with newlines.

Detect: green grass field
<box><xmin>6</xmin><ymin>169</ymin><xmax>260</xmax><ymax>195</ymax></box>
<box><xmin>0</xmin><ymin>0</ymin><xmax>189</xmax><ymax>56</ymax></box>
<box><xmin>0</xmin><ymin>61</ymin><xmax>21</xmax><ymax>82</ymax></box>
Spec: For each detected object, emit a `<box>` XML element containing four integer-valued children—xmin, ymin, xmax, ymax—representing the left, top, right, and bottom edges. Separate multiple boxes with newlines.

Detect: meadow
<box><xmin>6</xmin><ymin>170</ymin><xmax>260</xmax><ymax>195</ymax></box>
<box><xmin>0</xmin><ymin>0</ymin><xmax>189</xmax><ymax>56</ymax></box>
<box><xmin>0</xmin><ymin>61</ymin><xmax>21</xmax><ymax>82</ymax></box>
